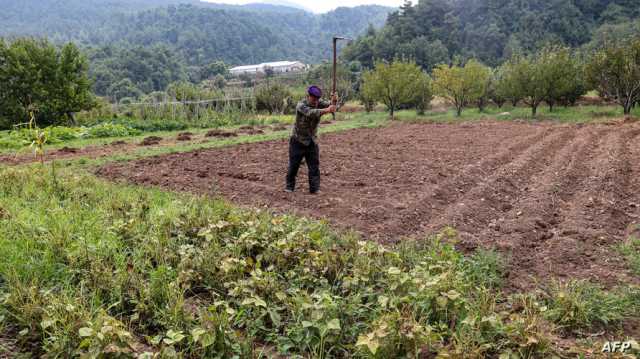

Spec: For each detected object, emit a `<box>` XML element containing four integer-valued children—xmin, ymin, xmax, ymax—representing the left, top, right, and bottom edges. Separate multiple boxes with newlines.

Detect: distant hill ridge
<box><xmin>0</xmin><ymin>0</ymin><xmax>393</xmax><ymax>65</ymax></box>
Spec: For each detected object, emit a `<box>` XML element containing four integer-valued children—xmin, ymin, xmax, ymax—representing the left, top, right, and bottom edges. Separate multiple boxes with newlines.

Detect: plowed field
<box><xmin>98</xmin><ymin>120</ymin><xmax>640</xmax><ymax>289</ymax></box>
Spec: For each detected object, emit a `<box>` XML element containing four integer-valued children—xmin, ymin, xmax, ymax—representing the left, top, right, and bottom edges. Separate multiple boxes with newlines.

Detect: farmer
<box><xmin>285</xmin><ymin>85</ymin><xmax>337</xmax><ymax>194</ymax></box>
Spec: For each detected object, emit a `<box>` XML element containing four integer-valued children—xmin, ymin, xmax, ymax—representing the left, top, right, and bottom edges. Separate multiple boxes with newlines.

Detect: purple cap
<box><xmin>307</xmin><ymin>85</ymin><xmax>322</xmax><ymax>98</ymax></box>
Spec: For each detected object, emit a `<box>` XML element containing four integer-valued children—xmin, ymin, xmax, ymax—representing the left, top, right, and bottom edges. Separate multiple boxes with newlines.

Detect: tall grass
<box><xmin>1</xmin><ymin>167</ymin><xmax>637</xmax><ymax>357</ymax></box>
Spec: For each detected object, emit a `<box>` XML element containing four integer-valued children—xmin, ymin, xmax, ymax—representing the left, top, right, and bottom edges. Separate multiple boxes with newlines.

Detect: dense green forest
<box><xmin>344</xmin><ymin>0</ymin><xmax>640</xmax><ymax>69</ymax></box>
<box><xmin>0</xmin><ymin>0</ymin><xmax>392</xmax><ymax>97</ymax></box>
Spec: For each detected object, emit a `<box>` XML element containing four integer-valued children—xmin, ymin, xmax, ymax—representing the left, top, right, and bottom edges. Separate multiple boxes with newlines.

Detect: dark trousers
<box><xmin>286</xmin><ymin>137</ymin><xmax>320</xmax><ymax>192</ymax></box>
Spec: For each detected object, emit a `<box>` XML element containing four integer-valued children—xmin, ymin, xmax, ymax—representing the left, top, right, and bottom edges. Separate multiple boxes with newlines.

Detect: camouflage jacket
<box><xmin>291</xmin><ymin>98</ymin><xmax>331</xmax><ymax>146</ymax></box>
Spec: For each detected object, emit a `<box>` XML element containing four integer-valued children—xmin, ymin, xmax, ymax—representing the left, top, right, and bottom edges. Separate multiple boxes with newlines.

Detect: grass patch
<box><xmin>540</xmin><ymin>280</ymin><xmax>637</xmax><ymax>333</ymax></box>
<box><xmin>0</xmin><ymin>166</ymin><xmax>583</xmax><ymax>357</ymax></box>
<box><xmin>0</xmin><ymin>114</ymin><xmax>295</xmax><ymax>154</ymax></box>
<box><xmin>617</xmin><ymin>236</ymin><xmax>640</xmax><ymax>276</ymax></box>
<box><xmin>26</xmin><ymin>114</ymin><xmax>388</xmax><ymax>169</ymax></box>
<box><xmin>391</xmin><ymin>104</ymin><xmax>640</xmax><ymax>123</ymax></box>
<box><xmin>4</xmin><ymin>104</ymin><xmax>637</xmax><ymax>154</ymax></box>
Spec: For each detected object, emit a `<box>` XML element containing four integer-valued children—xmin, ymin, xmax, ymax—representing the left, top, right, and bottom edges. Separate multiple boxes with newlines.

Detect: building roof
<box><xmin>230</xmin><ymin>64</ymin><xmax>262</xmax><ymax>71</ymax></box>
<box><xmin>230</xmin><ymin>61</ymin><xmax>303</xmax><ymax>71</ymax></box>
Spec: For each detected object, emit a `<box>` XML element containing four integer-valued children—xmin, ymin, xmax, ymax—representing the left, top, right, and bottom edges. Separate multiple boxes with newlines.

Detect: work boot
<box><xmin>285</xmin><ymin>187</ymin><xmax>294</xmax><ymax>193</ymax></box>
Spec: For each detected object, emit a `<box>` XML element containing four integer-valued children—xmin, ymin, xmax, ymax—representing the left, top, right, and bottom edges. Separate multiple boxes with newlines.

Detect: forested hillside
<box><xmin>93</xmin><ymin>4</ymin><xmax>391</xmax><ymax>65</ymax></box>
<box><xmin>344</xmin><ymin>0</ymin><xmax>640</xmax><ymax>69</ymax></box>
<box><xmin>0</xmin><ymin>0</ymin><xmax>392</xmax><ymax>96</ymax></box>
<box><xmin>0</xmin><ymin>0</ymin><xmax>392</xmax><ymax>64</ymax></box>
<box><xmin>0</xmin><ymin>0</ymin><xmax>200</xmax><ymax>41</ymax></box>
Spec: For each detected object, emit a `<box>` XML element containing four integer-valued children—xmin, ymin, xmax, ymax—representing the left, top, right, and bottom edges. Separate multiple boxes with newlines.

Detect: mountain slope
<box><xmin>344</xmin><ymin>0</ymin><xmax>640</xmax><ymax>68</ymax></box>
<box><xmin>0</xmin><ymin>0</ymin><xmax>393</xmax><ymax>65</ymax></box>
<box><xmin>0</xmin><ymin>0</ymin><xmax>201</xmax><ymax>39</ymax></box>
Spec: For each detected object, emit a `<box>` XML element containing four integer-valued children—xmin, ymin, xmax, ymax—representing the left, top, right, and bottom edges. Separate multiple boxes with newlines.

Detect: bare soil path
<box><xmin>98</xmin><ymin>120</ymin><xmax>640</xmax><ymax>290</ymax></box>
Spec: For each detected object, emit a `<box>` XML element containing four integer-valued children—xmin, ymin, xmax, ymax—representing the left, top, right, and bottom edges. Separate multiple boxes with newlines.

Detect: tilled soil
<box><xmin>98</xmin><ymin>120</ymin><xmax>640</xmax><ymax>290</ymax></box>
<box><xmin>0</xmin><ymin>142</ymin><xmax>139</xmax><ymax>165</ymax></box>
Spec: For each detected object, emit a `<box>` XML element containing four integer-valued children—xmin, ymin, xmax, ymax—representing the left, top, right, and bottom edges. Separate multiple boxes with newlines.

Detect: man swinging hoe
<box><xmin>285</xmin><ymin>36</ymin><xmax>349</xmax><ymax>194</ymax></box>
<box><xmin>285</xmin><ymin>86</ymin><xmax>337</xmax><ymax>194</ymax></box>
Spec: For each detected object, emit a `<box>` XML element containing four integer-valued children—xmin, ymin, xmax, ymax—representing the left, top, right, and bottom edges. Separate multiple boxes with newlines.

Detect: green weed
<box><xmin>0</xmin><ymin>167</ymin><xmax>635</xmax><ymax>357</ymax></box>
<box><xmin>541</xmin><ymin>280</ymin><xmax>631</xmax><ymax>332</ymax></box>
<box><xmin>617</xmin><ymin>236</ymin><xmax>640</xmax><ymax>276</ymax></box>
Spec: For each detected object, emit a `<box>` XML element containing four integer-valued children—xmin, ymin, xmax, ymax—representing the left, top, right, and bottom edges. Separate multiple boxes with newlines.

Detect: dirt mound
<box><xmin>98</xmin><ymin>121</ymin><xmax>640</xmax><ymax>290</ymax></box>
<box><xmin>110</xmin><ymin>140</ymin><xmax>127</xmax><ymax>146</ymax></box>
<box><xmin>177</xmin><ymin>132</ymin><xmax>193</xmax><ymax>141</ymax></box>
<box><xmin>205</xmin><ymin>129</ymin><xmax>237</xmax><ymax>138</ymax></box>
<box><xmin>241</xmin><ymin>129</ymin><xmax>265</xmax><ymax>135</ymax></box>
<box><xmin>272</xmin><ymin>124</ymin><xmax>288</xmax><ymax>131</ymax></box>
<box><xmin>56</xmin><ymin>146</ymin><xmax>78</xmax><ymax>154</ymax></box>
<box><xmin>140</xmin><ymin>136</ymin><xmax>163</xmax><ymax>146</ymax></box>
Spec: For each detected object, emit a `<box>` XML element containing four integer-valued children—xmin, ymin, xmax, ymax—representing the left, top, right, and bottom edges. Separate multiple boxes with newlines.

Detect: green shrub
<box><xmin>255</xmin><ymin>82</ymin><xmax>292</xmax><ymax>114</ymax></box>
<box><xmin>541</xmin><ymin>280</ymin><xmax>629</xmax><ymax>331</ymax></box>
<box><xmin>617</xmin><ymin>237</ymin><xmax>640</xmax><ymax>275</ymax></box>
<box><xmin>0</xmin><ymin>168</ymin><xmax>632</xmax><ymax>357</ymax></box>
<box><xmin>0</xmin><ymin>136</ymin><xmax>23</xmax><ymax>149</ymax></box>
<box><xmin>112</xmin><ymin>118</ymin><xmax>188</xmax><ymax>132</ymax></box>
<box><xmin>45</xmin><ymin>126</ymin><xmax>82</xmax><ymax>142</ymax></box>
<box><xmin>0</xmin><ymin>126</ymin><xmax>82</xmax><ymax>149</ymax></box>
<box><xmin>82</xmin><ymin>123</ymin><xmax>141</xmax><ymax>138</ymax></box>
<box><xmin>463</xmin><ymin>249</ymin><xmax>507</xmax><ymax>289</ymax></box>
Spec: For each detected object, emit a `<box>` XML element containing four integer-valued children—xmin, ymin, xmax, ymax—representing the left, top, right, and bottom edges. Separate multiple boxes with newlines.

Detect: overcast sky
<box><xmin>202</xmin><ymin>0</ymin><xmax>403</xmax><ymax>14</ymax></box>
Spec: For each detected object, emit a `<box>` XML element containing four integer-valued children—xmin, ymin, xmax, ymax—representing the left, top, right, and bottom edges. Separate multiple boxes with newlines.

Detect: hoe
<box><xmin>332</xmin><ymin>36</ymin><xmax>351</xmax><ymax>120</ymax></box>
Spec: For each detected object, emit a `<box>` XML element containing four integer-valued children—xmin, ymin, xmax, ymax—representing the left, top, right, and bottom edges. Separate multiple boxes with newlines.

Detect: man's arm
<box><xmin>297</xmin><ymin>102</ymin><xmax>335</xmax><ymax>118</ymax></box>
<box><xmin>318</xmin><ymin>99</ymin><xmax>332</xmax><ymax>109</ymax></box>
<box><xmin>297</xmin><ymin>102</ymin><xmax>323</xmax><ymax>119</ymax></box>
<box><xmin>320</xmin><ymin>94</ymin><xmax>341</xmax><ymax>110</ymax></box>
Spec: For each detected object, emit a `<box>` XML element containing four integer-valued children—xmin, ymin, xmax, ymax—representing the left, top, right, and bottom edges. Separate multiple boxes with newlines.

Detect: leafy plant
<box><xmin>361</xmin><ymin>60</ymin><xmax>426</xmax><ymax>118</ymax></box>
<box><xmin>0</xmin><ymin>167</ymin><xmax>634</xmax><ymax>358</ymax></box>
<box><xmin>541</xmin><ymin>280</ymin><xmax>629</xmax><ymax>331</ymax></box>
<box><xmin>432</xmin><ymin>59</ymin><xmax>492</xmax><ymax>117</ymax></box>
<box><xmin>82</xmin><ymin>123</ymin><xmax>142</xmax><ymax>138</ymax></box>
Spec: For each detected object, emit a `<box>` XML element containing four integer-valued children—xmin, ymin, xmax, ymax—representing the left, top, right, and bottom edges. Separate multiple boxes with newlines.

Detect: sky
<box><xmin>202</xmin><ymin>0</ymin><xmax>403</xmax><ymax>14</ymax></box>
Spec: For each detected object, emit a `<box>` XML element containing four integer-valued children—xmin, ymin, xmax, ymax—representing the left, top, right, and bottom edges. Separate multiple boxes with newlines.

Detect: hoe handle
<box><xmin>332</xmin><ymin>37</ymin><xmax>337</xmax><ymax>120</ymax></box>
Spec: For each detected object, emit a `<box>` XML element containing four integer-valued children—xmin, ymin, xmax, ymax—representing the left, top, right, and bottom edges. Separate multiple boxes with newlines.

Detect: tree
<box><xmin>414</xmin><ymin>73</ymin><xmax>433</xmax><ymax>115</ymax></box>
<box><xmin>88</xmin><ymin>44</ymin><xmax>187</xmax><ymax>97</ymax></box>
<box><xmin>213</xmin><ymin>74</ymin><xmax>226</xmax><ymax>89</ymax></box>
<box><xmin>166</xmin><ymin>81</ymin><xmax>219</xmax><ymax>102</ymax></box>
<box><xmin>107</xmin><ymin>78</ymin><xmax>142</xmax><ymax>102</ymax></box>
<box><xmin>586</xmin><ymin>40</ymin><xmax>640</xmax><ymax>118</ymax></box>
<box><xmin>361</xmin><ymin>60</ymin><xmax>424</xmax><ymax>118</ymax></box>
<box><xmin>200</xmin><ymin>61</ymin><xmax>229</xmax><ymax>80</ymax></box>
<box><xmin>0</xmin><ymin>38</ymin><xmax>95</xmax><ymax>128</ymax></box>
<box><xmin>305</xmin><ymin>62</ymin><xmax>355</xmax><ymax>104</ymax></box>
<box><xmin>255</xmin><ymin>82</ymin><xmax>291</xmax><ymax>114</ymax></box>
<box><xmin>488</xmin><ymin>69</ymin><xmax>506</xmax><ymax>108</ymax></box>
<box><xmin>497</xmin><ymin>55</ymin><xmax>546</xmax><ymax>116</ymax></box>
<box><xmin>431</xmin><ymin>59</ymin><xmax>491</xmax><ymax>116</ymax></box>
<box><xmin>538</xmin><ymin>46</ymin><xmax>584</xmax><ymax>112</ymax></box>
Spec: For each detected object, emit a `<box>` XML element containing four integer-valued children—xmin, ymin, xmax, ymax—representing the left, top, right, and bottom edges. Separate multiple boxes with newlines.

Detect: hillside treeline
<box><xmin>0</xmin><ymin>1</ymin><xmax>392</xmax><ymax>97</ymax></box>
<box><xmin>0</xmin><ymin>1</ymin><xmax>391</xmax><ymax>65</ymax></box>
<box><xmin>343</xmin><ymin>0</ymin><xmax>640</xmax><ymax>69</ymax></box>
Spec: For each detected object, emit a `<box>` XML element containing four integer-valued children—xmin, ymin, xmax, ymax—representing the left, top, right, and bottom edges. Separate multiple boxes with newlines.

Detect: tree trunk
<box><xmin>456</xmin><ymin>105</ymin><xmax>462</xmax><ymax>117</ymax></box>
<box><xmin>624</xmin><ymin>101</ymin><xmax>632</xmax><ymax>120</ymax></box>
<box><xmin>389</xmin><ymin>105</ymin><xmax>395</xmax><ymax>120</ymax></box>
<box><xmin>548</xmin><ymin>101</ymin><xmax>554</xmax><ymax>112</ymax></box>
<box><xmin>532</xmin><ymin>104</ymin><xmax>538</xmax><ymax>117</ymax></box>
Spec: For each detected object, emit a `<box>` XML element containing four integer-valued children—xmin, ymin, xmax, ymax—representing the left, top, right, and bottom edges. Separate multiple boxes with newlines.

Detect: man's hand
<box><xmin>321</xmin><ymin>105</ymin><xmax>336</xmax><ymax>115</ymax></box>
<box><xmin>331</xmin><ymin>92</ymin><xmax>339</xmax><ymax>104</ymax></box>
